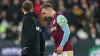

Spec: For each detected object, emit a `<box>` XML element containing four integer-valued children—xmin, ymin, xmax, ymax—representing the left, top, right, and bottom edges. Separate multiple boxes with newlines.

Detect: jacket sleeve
<box><xmin>38</xmin><ymin>19</ymin><xmax>45</xmax><ymax>53</ymax></box>
<box><xmin>32</xmin><ymin>16</ymin><xmax>45</xmax><ymax>53</ymax></box>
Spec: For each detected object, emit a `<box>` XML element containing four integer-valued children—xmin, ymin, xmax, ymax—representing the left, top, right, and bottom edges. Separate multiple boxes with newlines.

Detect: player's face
<box><xmin>41</xmin><ymin>8</ymin><xmax>51</xmax><ymax>17</ymax></box>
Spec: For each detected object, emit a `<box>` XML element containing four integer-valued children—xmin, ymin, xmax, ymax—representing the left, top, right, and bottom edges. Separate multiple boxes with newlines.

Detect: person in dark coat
<box><xmin>21</xmin><ymin>0</ymin><xmax>45</xmax><ymax>56</ymax></box>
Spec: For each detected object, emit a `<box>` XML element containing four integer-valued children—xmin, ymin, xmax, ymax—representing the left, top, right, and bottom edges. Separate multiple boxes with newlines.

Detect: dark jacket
<box><xmin>21</xmin><ymin>12</ymin><xmax>45</xmax><ymax>56</ymax></box>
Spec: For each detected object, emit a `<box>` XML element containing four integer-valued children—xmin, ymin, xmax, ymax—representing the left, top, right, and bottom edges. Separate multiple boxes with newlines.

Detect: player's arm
<box><xmin>38</xmin><ymin>19</ymin><xmax>45</xmax><ymax>55</ymax></box>
<box><xmin>57</xmin><ymin>15</ymin><xmax>70</xmax><ymax>47</ymax></box>
<box><xmin>32</xmin><ymin>15</ymin><xmax>45</xmax><ymax>56</ymax></box>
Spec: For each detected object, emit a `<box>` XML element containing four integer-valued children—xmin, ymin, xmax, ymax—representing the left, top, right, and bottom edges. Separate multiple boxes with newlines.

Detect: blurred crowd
<box><xmin>0</xmin><ymin>0</ymin><xmax>100</xmax><ymax>46</ymax></box>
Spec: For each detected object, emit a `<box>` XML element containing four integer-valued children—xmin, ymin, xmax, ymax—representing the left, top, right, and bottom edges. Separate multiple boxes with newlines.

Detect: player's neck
<box><xmin>51</xmin><ymin>10</ymin><xmax>56</xmax><ymax>17</ymax></box>
<box><xmin>24</xmin><ymin>12</ymin><xmax>28</xmax><ymax>15</ymax></box>
<box><xmin>24</xmin><ymin>10</ymin><xmax>33</xmax><ymax>15</ymax></box>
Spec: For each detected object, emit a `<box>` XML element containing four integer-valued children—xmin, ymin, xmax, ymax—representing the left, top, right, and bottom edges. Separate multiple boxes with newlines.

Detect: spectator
<box><xmin>11</xmin><ymin>0</ymin><xmax>23</xmax><ymax>25</ymax></box>
<box><xmin>33</xmin><ymin>0</ymin><xmax>42</xmax><ymax>19</ymax></box>
<box><xmin>1</xmin><ymin>0</ymin><xmax>12</xmax><ymax>22</ymax></box>
<box><xmin>0</xmin><ymin>11</ymin><xmax>8</xmax><ymax>40</ymax></box>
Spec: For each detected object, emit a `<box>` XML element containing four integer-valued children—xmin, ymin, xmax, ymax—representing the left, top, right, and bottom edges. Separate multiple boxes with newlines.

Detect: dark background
<box><xmin>0</xmin><ymin>0</ymin><xmax>100</xmax><ymax>56</ymax></box>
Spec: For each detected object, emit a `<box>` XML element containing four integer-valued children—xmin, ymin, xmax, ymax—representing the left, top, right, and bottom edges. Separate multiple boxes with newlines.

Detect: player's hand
<box><xmin>56</xmin><ymin>46</ymin><xmax>63</xmax><ymax>54</ymax></box>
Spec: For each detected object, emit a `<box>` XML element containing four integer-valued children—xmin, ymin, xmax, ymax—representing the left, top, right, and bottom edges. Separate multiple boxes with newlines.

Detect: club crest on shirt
<box><xmin>53</xmin><ymin>20</ymin><xmax>56</xmax><ymax>24</ymax></box>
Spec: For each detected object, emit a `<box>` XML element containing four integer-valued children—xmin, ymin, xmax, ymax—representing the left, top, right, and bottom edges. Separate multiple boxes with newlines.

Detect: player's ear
<box><xmin>22</xmin><ymin>7</ymin><xmax>25</xmax><ymax>13</ymax></box>
<box><xmin>32</xmin><ymin>7</ymin><xmax>34</xmax><ymax>11</ymax></box>
<box><xmin>22</xmin><ymin>8</ymin><xmax>23</xmax><ymax>12</ymax></box>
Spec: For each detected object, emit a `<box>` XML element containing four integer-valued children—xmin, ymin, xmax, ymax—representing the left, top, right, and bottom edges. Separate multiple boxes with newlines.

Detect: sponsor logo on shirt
<box><xmin>36</xmin><ymin>26</ymin><xmax>41</xmax><ymax>32</ymax></box>
<box><xmin>60</xmin><ymin>18</ymin><xmax>67</xmax><ymax>27</ymax></box>
<box><xmin>53</xmin><ymin>20</ymin><xmax>56</xmax><ymax>24</ymax></box>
